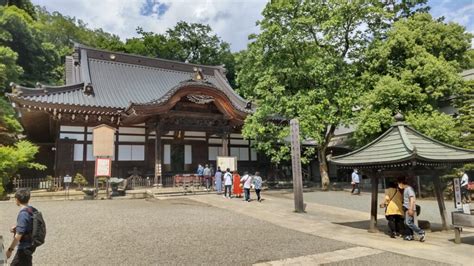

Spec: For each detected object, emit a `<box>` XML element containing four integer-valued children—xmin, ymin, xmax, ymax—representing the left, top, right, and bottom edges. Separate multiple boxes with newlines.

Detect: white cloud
<box><xmin>31</xmin><ymin>0</ymin><xmax>474</xmax><ymax>51</ymax></box>
<box><xmin>32</xmin><ymin>0</ymin><xmax>267</xmax><ymax>52</ymax></box>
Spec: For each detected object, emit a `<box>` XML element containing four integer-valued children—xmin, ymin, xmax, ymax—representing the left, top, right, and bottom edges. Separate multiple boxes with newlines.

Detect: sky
<box><xmin>31</xmin><ymin>0</ymin><xmax>473</xmax><ymax>52</ymax></box>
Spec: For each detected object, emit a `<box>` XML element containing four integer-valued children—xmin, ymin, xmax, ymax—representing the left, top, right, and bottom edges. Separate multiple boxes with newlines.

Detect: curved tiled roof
<box><xmin>9</xmin><ymin>44</ymin><xmax>250</xmax><ymax>113</ymax></box>
<box><xmin>330</xmin><ymin>117</ymin><xmax>474</xmax><ymax>168</ymax></box>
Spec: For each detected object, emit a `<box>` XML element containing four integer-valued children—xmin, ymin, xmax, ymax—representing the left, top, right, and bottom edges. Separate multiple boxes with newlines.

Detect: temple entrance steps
<box><xmin>147</xmin><ymin>187</ymin><xmax>215</xmax><ymax>199</ymax></box>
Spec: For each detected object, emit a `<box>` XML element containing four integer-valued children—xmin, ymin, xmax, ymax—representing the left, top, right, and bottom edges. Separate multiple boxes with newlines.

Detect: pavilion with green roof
<box><xmin>330</xmin><ymin>113</ymin><xmax>474</xmax><ymax>232</ymax></box>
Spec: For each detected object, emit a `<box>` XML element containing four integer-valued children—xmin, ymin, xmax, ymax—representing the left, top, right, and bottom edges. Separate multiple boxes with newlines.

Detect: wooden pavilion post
<box><xmin>369</xmin><ymin>169</ymin><xmax>379</xmax><ymax>233</ymax></box>
<box><xmin>221</xmin><ymin>132</ymin><xmax>229</xmax><ymax>156</ymax></box>
<box><xmin>154</xmin><ymin>123</ymin><xmax>162</xmax><ymax>187</ymax></box>
<box><xmin>433</xmin><ymin>172</ymin><xmax>448</xmax><ymax>231</ymax></box>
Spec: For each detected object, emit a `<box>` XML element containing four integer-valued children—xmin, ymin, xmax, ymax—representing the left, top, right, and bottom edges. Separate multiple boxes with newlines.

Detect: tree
<box><xmin>354</xmin><ymin>13</ymin><xmax>473</xmax><ymax>146</ymax></box>
<box><xmin>0</xmin><ymin>140</ymin><xmax>46</xmax><ymax>195</ymax></box>
<box><xmin>236</xmin><ymin>0</ymin><xmax>404</xmax><ymax>190</ymax></box>
<box><xmin>0</xmin><ymin>0</ymin><xmax>36</xmax><ymax>19</ymax></box>
<box><xmin>0</xmin><ymin>97</ymin><xmax>22</xmax><ymax>145</ymax></box>
<box><xmin>454</xmin><ymin>78</ymin><xmax>474</xmax><ymax>172</ymax></box>
<box><xmin>124</xmin><ymin>22</ymin><xmax>236</xmax><ymax>86</ymax></box>
<box><xmin>0</xmin><ymin>46</ymin><xmax>22</xmax><ymax>89</ymax></box>
<box><xmin>0</xmin><ymin>5</ymin><xmax>60</xmax><ymax>87</ymax></box>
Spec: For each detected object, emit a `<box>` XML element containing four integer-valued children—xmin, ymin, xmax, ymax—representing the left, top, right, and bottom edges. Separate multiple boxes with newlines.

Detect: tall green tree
<box><xmin>0</xmin><ymin>5</ymin><xmax>60</xmax><ymax>87</ymax></box>
<box><xmin>125</xmin><ymin>22</ymin><xmax>236</xmax><ymax>86</ymax></box>
<box><xmin>455</xmin><ymin>79</ymin><xmax>474</xmax><ymax>149</ymax></box>
<box><xmin>354</xmin><ymin>13</ymin><xmax>473</xmax><ymax>146</ymax></box>
<box><xmin>237</xmin><ymin>0</ymin><xmax>401</xmax><ymax>190</ymax></box>
<box><xmin>0</xmin><ymin>0</ymin><xmax>36</xmax><ymax>19</ymax></box>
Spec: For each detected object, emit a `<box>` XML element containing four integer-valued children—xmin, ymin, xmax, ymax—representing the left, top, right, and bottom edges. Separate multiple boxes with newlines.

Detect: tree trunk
<box><xmin>318</xmin><ymin>148</ymin><xmax>330</xmax><ymax>190</ymax></box>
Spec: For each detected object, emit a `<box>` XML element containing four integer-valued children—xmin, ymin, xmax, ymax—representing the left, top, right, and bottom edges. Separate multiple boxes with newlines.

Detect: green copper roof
<box><xmin>330</xmin><ymin>117</ymin><xmax>474</xmax><ymax>168</ymax></box>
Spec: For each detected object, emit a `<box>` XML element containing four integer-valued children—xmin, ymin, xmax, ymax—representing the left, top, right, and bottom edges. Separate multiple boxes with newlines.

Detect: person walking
<box><xmin>460</xmin><ymin>170</ymin><xmax>470</xmax><ymax>203</ymax></box>
<box><xmin>196</xmin><ymin>164</ymin><xmax>204</xmax><ymax>187</ymax></box>
<box><xmin>214</xmin><ymin>167</ymin><xmax>223</xmax><ymax>194</ymax></box>
<box><xmin>253</xmin><ymin>172</ymin><xmax>263</xmax><ymax>202</ymax></box>
<box><xmin>381</xmin><ymin>182</ymin><xmax>404</xmax><ymax>238</ymax></box>
<box><xmin>398</xmin><ymin>177</ymin><xmax>425</xmax><ymax>242</ymax></box>
<box><xmin>351</xmin><ymin>169</ymin><xmax>360</xmax><ymax>195</ymax></box>
<box><xmin>241</xmin><ymin>171</ymin><xmax>253</xmax><ymax>202</ymax></box>
<box><xmin>203</xmin><ymin>164</ymin><xmax>212</xmax><ymax>191</ymax></box>
<box><xmin>6</xmin><ymin>189</ymin><xmax>36</xmax><ymax>266</ymax></box>
<box><xmin>223</xmin><ymin>169</ymin><xmax>233</xmax><ymax>198</ymax></box>
<box><xmin>233</xmin><ymin>171</ymin><xmax>243</xmax><ymax>198</ymax></box>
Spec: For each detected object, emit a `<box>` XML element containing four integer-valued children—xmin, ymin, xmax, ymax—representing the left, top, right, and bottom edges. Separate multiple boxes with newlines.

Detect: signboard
<box><xmin>453</xmin><ymin>178</ymin><xmax>462</xmax><ymax>210</ymax></box>
<box><xmin>217</xmin><ymin>156</ymin><xmax>237</xmax><ymax>172</ymax></box>
<box><xmin>64</xmin><ymin>175</ymin><xmax>72</xmax><ymax>183</ymax></box>
<box><xmin>95</xmin><ymin>158</ymin><xmax>112</xmax><ymax>177</ymax></box>
<box><xmin>92</xmin><ymin>124</ymin><xmax>116</xmax><ymax>157</ymax></box>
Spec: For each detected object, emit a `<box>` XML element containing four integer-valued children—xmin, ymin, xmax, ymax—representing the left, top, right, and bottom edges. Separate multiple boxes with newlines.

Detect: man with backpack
<box><xmin>6</xmin><ymin>188</ymin><xmax>46</xmax><ymax>266</ymax></box>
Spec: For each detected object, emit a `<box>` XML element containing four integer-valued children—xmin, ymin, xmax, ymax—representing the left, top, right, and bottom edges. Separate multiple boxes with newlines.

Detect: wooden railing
<box><xmin>14</xmin><ymin>177</ymin><xmax>64</xmax><ymax>190</ymax></box>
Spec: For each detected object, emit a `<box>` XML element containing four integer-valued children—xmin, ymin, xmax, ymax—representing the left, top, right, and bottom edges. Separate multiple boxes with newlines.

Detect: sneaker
<box><xmin>404</xmin><ymin>235</ymin><xmax>414</xmax><ymax>241</ymax></box>
<box><xmin>390</xmin><ymin>233</ymin><xmax>396</xmax><ymax>239</ymax></box>
<box><xmin>419</xmin><ymin>233</ymin><xmax>425</xmax><ymax>242</ymax></box>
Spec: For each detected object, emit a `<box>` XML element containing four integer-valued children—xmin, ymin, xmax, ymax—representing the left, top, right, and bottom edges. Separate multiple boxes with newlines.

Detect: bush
<box><xmin>73</xmin><ymin>173</ymin><xmax>88</xmax><ymax>189</ymax></box>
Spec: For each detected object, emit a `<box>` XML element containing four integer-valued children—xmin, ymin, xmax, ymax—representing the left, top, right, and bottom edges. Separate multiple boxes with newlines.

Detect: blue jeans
<box><xmin>405</xmin><ymin>210</ymin><xmax>424</xmax><ymax>236</ymax></box>
<box><xmin>224</xmin><ymin>185</ymin><xmax>232</xmax><ymax>197</ymax></box>
<box><xmin>244</xmin><ymin>188</ymin><xmax>250</xmax><ymax>201</ymax></box>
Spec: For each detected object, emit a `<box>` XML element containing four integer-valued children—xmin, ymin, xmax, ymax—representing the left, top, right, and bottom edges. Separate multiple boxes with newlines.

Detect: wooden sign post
<box><xmin>93</xmin><ymin>124</ymin><xmax>116</xmax><ymax>199</ymax></box>
<box><xmin>290</xmin><ymin>119</ymin><xmax>305</xmax><ymax>213</ymax></box>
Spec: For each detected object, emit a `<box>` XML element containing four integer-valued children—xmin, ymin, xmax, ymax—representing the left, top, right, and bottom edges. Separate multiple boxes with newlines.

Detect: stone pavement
<box><xmin>188</xmin><ymin>192</ymin><xmax>474</xmax><ymax>265</ymax></box>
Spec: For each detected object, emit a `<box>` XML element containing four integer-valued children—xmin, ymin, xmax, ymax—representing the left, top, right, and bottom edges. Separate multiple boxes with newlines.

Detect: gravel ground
<box><xmin>0</xmin><ymin>197</ymin><xmax>454</xmax><ymax>265</ymax></box>
<box><xmin>269</xmin><ymin>190</ymin><xmax>456</xmax><ymax>225</ymax></box>
<box><xmin>323</xmin><ymin>252</ymin><xmax>448</xmax><ymax>266</ymax></box>
<box><xmin>0</xmin><ymin>198</ymin><xmax>353</xmax><ymax>265</ymax></box>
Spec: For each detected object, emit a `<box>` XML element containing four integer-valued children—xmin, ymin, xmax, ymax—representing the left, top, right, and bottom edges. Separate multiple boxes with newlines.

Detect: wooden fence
<box><xmin>13</xmin><ymin>175</ymin><xmax>176</xmax><ymax>191</ymax></box>
<box><xmin>14</xmin><ymin>177</ymin><xmax>63</xmax><ymax>190</ymax></box>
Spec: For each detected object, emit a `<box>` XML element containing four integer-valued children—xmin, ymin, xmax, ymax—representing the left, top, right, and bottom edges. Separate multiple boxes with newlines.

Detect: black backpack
<box><xmin>25</xmin><ymin>207</ymin><xmax>47</xmax><ymax>248</ymax></box>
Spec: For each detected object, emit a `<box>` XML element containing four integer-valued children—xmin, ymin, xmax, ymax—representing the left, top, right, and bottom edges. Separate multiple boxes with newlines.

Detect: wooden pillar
<box><xmin>433</xmin><ymin>174</ymin><xmax>448</xmax><ymax>231</ymax></box>
<box><xmin>114</xmin><ymin>129</ymin><xmax>119</xmax><ymax>177</ymax></box>
<box><xmin>369</xmin><ymin>171</ymin><xmax>379</xmax><ymax>233</ymax></box>
<box><xmin>82</xmin><ymin>125</ymin><xmax>88</xmax><ymax>176</ymax></box>
<box><xmin>155</xmin><ymin>124</ymin><xmax>162</xmax><ymax>187</ymax></box>
<box><xmin>221</xmin><ymin>133</ymin><xmax>229</xmax><ymax>156</ymax></box>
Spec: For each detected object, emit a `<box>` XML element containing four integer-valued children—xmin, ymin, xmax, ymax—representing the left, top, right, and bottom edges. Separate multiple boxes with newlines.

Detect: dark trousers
<box><xmin>386</xmin><ymin>215</ymin><xmax>404</xmax><ymax>235</ymax></box>
<box><xmin>461</xmin><ymin>186</ymin><xmax>470</xmax><ymax>202</ymax></box>
<box><xmin>11</xmin><ymin>248</ymin><xmax>33</xmax><ymax>266</ymax></box>
<box><xmin>351</xmin><ymin>183</ymin><xmax>359</xmax><ymax>194</ymax></box>
<box><xmin>244</xmin><ymin>188</ymin><xmax>250</xmax><ymax>201</ymax></box>
<box><xmin>224</xmin><ymin>185</ymin><xmax>232</xmax><ymax>197</ymax></box>
<box><xmin>255</xmin><ymin>189</ymin><xmax>261</xmax><ymax>201</ymax></box>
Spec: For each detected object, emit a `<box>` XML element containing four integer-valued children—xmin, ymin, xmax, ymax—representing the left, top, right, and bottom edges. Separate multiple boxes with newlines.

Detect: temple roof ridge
<box><xmin>73</xmin><ymin>42</ymin><xmax>228</xmax><ymax>75</ymax></box>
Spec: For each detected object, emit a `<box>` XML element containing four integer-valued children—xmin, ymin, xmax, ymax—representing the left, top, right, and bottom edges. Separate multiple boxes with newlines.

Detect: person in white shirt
<box><xmin>460</xmin><ymin>170</ymin><xmax>470</xmax><ymax>203</ymax></box>
<box><xmin>240</xmin><ymin>171</ymin><xmax>253</xmax><ymax>202</ymax></box>
<box><xmin>223</xmin><ymin>169</ymin><xmax>233</xmax><ymax>198</ymax></box>
<box><xmin>351</xmin><ymin>169</ymin><xmax>360</xmax><ymax>195</ymax></box>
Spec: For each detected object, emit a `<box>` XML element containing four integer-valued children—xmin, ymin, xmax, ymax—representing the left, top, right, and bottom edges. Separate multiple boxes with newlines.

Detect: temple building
<box><xmin>7</xmin><ymin>44</ymin><xmax>264</xmax><ymax>186</ymax></box>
